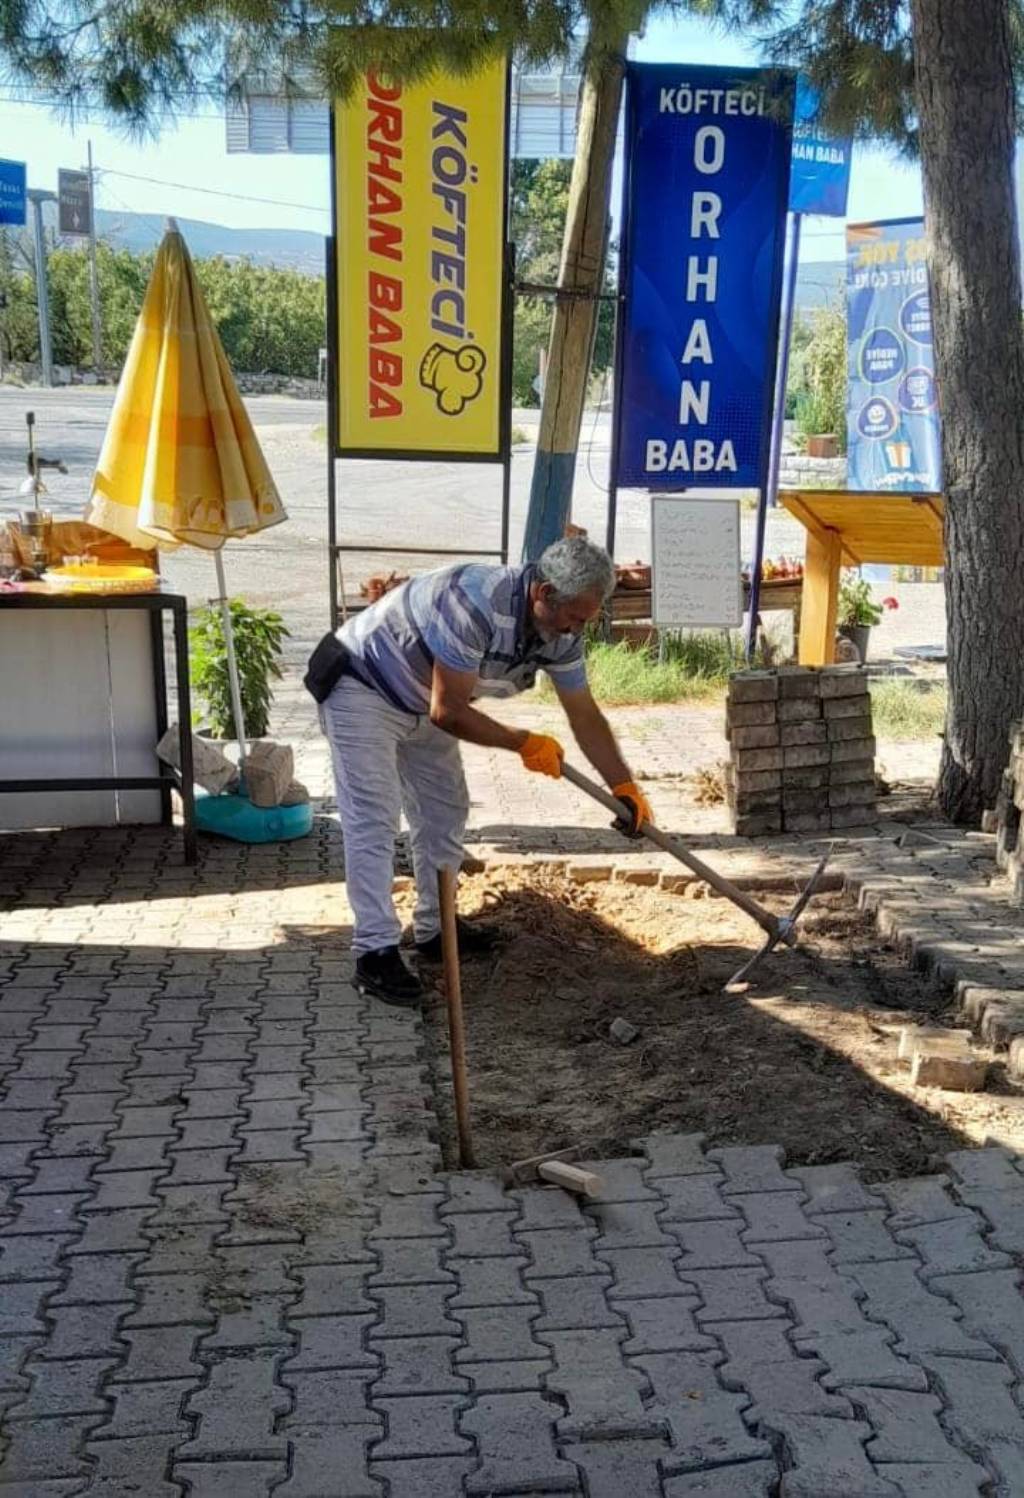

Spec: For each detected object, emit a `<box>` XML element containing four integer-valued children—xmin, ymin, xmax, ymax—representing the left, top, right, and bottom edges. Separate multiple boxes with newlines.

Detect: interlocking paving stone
<box><xmin>460</xmin><ymin>1359</ymin><xmax>552</xmax><ymax>1394</ymax></box>
<box><xmin>284</xmin><ymin>1314</ymin><xmax>380</xmax><ymax>1371</ymax></box>
<box><xmin>371</xmin><ymin>1195</ymin><xmax>446</xmax><ymax>1239</ymax></box>
<box><xmin>139</xmin><ymin>1224</ymin><xmax>221</xmax><ymax>1275</ymax></box>
<box><xmin>34</xmin><ymin>1302</ymin><xmax>129</xmax><ymax>1360</ymax></box>
<box><xmin>455</xmin><ymin>1305</ymin><xmax>546</xmax><ymax>1364</ymax></box>
<box><xmin>173</xmin><ymin>1461</ymin><xmax>288</xmax><ymax>1496</ymax></box>
<box><xmin>577</xmin><ymin>1159</ymin><xmax>658</xmax><ymax>1201</ymax></box>
<box><xmin>877</xmin><ymin>1461</ymin><xmax>992</xmax><ymax>1497</ymax></box>
<box><xmin>0</xmin><ymin>1414</ymin><xmax>102</xmax><ymax>1481</ymax></box>
<box><xmin>201</xmin><ymin>1298</ymin><xmax>296</xmax><ymax>1351</ymax></box>
<box><xmin>511</xmin><ymin>1188</ymin><xmax>587</xmax><ymax>1232</ymax></box>
<box><xmin>715</xmin><ymin>1320</ymin><xmax>852</xmax><ymax>1420</ymax></box>
<box><xmin>85</xmin><ymin>1434</ymin><xmax>184</xmax><ymax>1497</ymax></box>
<box><xmin>368</xmin><ymin>1456</ymin><xmax>475</xmax><ymax>1498</ymax></box>
<box><xmin>370</xmin><ymin>1394</ymin><xmax>472</xmax><ymax>1458</ymax></box>
<box><xmin>894</xmin><ymin>1216</ymin><xmax>1013</xmax><ymax>1278</ymax></box>
<box><xmin>178</xmin><ymin>1351</ymin><xmax>290</xmax><ymax>1458</ymax></box>
<box><xmin>600</xmin><ymin>1245</ymin><xmax>696</xmax><ymax>1302</ymax></box>
<box><xmin>461</xmin><ymin>1391</ymin><xmax>579</xmax><ymax>1493</ymax></box>
<box><xmin>2</xmin><ymin>1190</ymin><xmax>90</xmax><ymax>1235</ymax></box>
<box><xmin>283</xmin><ymin>1368</ymin><xmax>381</xmax><ymax>1425</ymax></box>
<box><xmin>671</xmin><ymin>1220</ymin><xmax>765</xmax><ymax>1269</ymax></box>
<box><xmin>370</xmin><ymin>1285</ymin><xmax>460</xmax><ymax>1339</ymax></box>
<box><xmin>115</xmin><ymin>1325</ymin><xmax>203</xmax><ymax>1381</ymax></box>
<box><xmin>945</xmin><ymin>1146</ymin><xmax>1023</xmax><ymax>1192</ymax></box>
<box><xmin>619</xmin><ymin>1296</ymin><xmax>716</xmax><ymax>1354</ymax></box>
<box><xmin>441</xmin><ymin>1174</ymin><xmax>515</xmax><ymax>1214</ymax></box>
<box><xmin>540</xmin><ymin>1327</ymin><xmax>655</xmax><ymax>1438</ymax></box>
<box><xmin>641</xmin><ymin>1132</ymin><xmax>714</xmax><ymax>1179</ymax></box>
<box><xmin>710</xmin><ymin>1145</ymin><xmax>799</xmax><ymax>1195</ymax></box>
<box><xmin>738</xmin><ymin>1191</ymin><xmax>827</xmax><ymax>1244</ymax></box>
<box><xmin>948</xmin><ymin>1187</ymin><xmax>1024</xmax><ymax>1256</ymax></box>
<box><xmin>874</xmin><ymin>1175</ymin><xmax>972</xmax><ymax>1229</ymax></box>
<box><xmin>519</xmin><ymin>1229</ymin><xmax>603</xmax><ymax>1280</ymax></box>
<box><xmin>563</xmin><ymin>1437</ymin><xmax>668</xmax><ymax>1498</ymax></box>
<box><xmin>370</xmin><ymin>1242</ymin><xmax>454</xmax><ymax>1287</ymax></box>
<box><xmin>6</xmin><ymin>1356</ymin><xmax>117</xmax><ymax>1418</ymax></box>
<box><xmin>656</xmin><ymin>1175</ymin><xmax>739</xmax><ymax>1223</ymax></box>
<box><xmin>585</xmin><ymin>1201</ymin><xmax>673</xmax><ymax>1248</ymax></box>
<box><xmin>93</xmin><ymin>1379</ymin><xmax>196</xmax><ymax>1438</ymax></box>
<box><xmin>852</xmin><ymin>1386</ymin><xmax>974</xmax><ymax>1464</ymax></box>
<box><xmin>0</xmin><ymin>1336</ymin><xmax>38</xmax><ymax>1393</ymax></box>
<box><xmin>448</xmin><ymin>1211</ymin><xmax>520</xmax><ymax>1257</ymax></box>
<box><xmin>50</xmin><ymin>1252</ymin><xmax>142</xmax><ymax>1305</ymax></box>
<box><xmin>531</xmin><ymin>1276</ymin><xmax>622</xmax><ymax>1332</ymax></box>
<box><xmin>662</xmin><ymin>1462</ymin><xmax>778</xmax><ymax>1496</ymax></box>
<box><xmin>123</xmin><ymin>1273</ymin><xmax>213</xmax><ymax>1327</ymax></box>
<box><xmin>686</xmin><ymin>1267</ymin><xmax>783</xmax><ymax>1322</ymax></box>
<box><xmin>372</xmin><ymin>1336</ymin><xmax>469</xmax><ymax>1396</ymax></box>
<box><xmin>823</xmin><ymin>1210</ymin><xmax>918</xmax><ymax>1265</ymax></box>
<box><xmin>448</xmin><ymin>1255</ymin><xmax>537</xmax><ymax>1308</ymax></box>
<box><xmin>0</xmin><ymin>1280</ymin><xmax>62</xmax><ymax>1335</ymax></box>
<box><xmin>0</xmin><ymin>1234</ymin><xmax>74</xmax><ymax>1281</ymax></box>
<box><xmin>291</xmin><ymin>1262</ymin><xmax>374</xmax><ymax>1316</ymax></box>
<box><xmin>923</xmin><ymin>1354</ymin><xmax>1024</xmax><ymax>1483</ymax></box>
<box><xmin>637</xmin><ymin>1350</ymin><xmax>770</xmax><ymax>1472</ymax></box>
<box><xmin>772</xmin><ymin>1414</ymin><xmax>901</xmax><ymax>1495</ymax></box>
<box><xmin>847</xmin><ymin>1260</ymin><xmax>999</xmax><ymax>1361</ymax></box>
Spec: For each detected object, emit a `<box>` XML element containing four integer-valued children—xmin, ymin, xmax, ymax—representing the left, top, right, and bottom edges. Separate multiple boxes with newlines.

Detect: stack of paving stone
<box><xmin>994</xmin><ymin>720</ymin><xmax>1024</xmax><ymax>903</ymax></box>
<box><xmin>725</xmin><ymin>665</ymin><xmax>876</xmax><ymax>835</ymax></box>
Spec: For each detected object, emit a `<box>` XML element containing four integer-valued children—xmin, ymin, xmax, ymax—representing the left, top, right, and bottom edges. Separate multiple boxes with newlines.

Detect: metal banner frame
<box><xmin>326</xmin><ymin>62</ymin><xmax>514</xmax><ymax>627</ymax></box>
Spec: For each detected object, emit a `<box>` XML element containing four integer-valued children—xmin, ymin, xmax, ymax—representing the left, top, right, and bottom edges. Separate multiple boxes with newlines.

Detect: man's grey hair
<box><xmin>537</xmin><ymin>537</ymin><xmax>616</xmax><ymax>603</ymax></box>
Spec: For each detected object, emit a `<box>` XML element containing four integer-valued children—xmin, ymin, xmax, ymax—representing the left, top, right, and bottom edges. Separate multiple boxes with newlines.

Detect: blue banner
<box><xmin>789</xmin><ymin>76</ymin><xmax>852</xmax><ymax>217</ymax></box>
<box><xmin>614</xmin><ymin>63</ymin><xmax>795</xmax><ymax>491</ymax></box>
<box><xmin>846</xmin><ymin>218</ymin><xmax>942</xmax><ymax>493</ymax></box>
<box><xmin>0</xmin><ymin>159</ymin><xmax>26</xmax><ymax>227</ymax></box>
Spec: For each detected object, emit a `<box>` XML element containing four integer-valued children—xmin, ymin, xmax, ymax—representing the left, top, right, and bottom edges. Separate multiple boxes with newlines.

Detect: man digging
<box><xmin>319</xmin><ymin>537</ymin><xmax>653</xmax><ymax>1006</ymax></box>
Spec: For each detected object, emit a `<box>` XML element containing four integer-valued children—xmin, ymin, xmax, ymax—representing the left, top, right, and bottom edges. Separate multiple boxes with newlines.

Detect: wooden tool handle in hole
<box><xmin>537</xmin><ymin>1160</ymin><xmax>603</xmax><ymax>1197</ymax></box>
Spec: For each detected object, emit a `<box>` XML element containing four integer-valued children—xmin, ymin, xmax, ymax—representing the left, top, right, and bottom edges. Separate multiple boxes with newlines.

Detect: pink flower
<box><xmin>882</xmin><ymin>596</ymin><xmax>899</xmax><ymax>611</ymax></box>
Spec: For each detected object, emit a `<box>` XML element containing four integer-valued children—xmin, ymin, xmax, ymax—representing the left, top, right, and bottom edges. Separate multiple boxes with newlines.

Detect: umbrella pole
<box><xmin>213</xmin><ymin>549</ymin><xmax>249</xmax><ymax>773</ymax></box>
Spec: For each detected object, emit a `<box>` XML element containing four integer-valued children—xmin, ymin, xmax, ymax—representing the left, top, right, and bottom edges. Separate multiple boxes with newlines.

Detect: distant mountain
<box><xmin>39</xmin><ymin>201</ymin><xmax>851</xmax><ymax>302</ymax></box>
<box><xmin>28</xmin><ymin>202</ymin><xmax>328</xmax><ymax>275</ymax></box>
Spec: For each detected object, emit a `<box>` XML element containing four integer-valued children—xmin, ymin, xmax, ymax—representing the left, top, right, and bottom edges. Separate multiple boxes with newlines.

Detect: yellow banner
<box><xmin>333</xmin><ymin>57</ymin><xmax>508</xmax><ymax>457</ymax></box>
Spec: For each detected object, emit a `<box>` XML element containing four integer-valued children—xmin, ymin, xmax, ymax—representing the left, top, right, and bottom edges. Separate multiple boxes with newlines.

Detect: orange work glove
<box><xmin>611</xmin><ymin>780</ymin><xmax>654</xmax><ymax>838</ymax></box>
<box><xmin>519</xmin><ymin>732</ymin><xmax>564</xmax><ymax>779</ymax></box>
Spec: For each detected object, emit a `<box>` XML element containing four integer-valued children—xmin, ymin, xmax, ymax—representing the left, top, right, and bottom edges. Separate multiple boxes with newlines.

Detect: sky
<box><xmin>0</xmin><ymin>9</ymin><xmax>923</xmax><ymax>260</ymax></box>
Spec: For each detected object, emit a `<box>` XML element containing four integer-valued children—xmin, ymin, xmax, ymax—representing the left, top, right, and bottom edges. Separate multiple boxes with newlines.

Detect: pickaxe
<box><xmin>561</xmin><ymin>762</ymin><xmax>832</xmax><ymax>990</ymax></box>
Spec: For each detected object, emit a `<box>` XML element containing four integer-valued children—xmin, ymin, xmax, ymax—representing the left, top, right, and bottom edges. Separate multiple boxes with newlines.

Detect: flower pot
<box><xmin>807</xmin><ymin>434</ymin><xmax>839</xmax><ymax>459</ymax></box>
<box><xmin>837</xmin><ymin>624</ymin><xmax>871</xmax><ymax>663</ymax></box>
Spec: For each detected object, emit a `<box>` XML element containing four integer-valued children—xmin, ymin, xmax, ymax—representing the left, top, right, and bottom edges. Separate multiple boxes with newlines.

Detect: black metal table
<box><xmin>0</xmin><ymin>588</ymin><xmax>196</xmax><ymax>863</ymax></box>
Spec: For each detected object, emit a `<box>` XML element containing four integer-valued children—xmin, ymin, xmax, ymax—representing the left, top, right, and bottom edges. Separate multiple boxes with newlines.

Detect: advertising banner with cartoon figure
<box><xmin>332</xmin><ymin>57</ymin><xmax>509</xmax><ymax>458</ymax></box>
<box><xmin>613</xmin><ymin>63</ymin><xmax>795</xmax><ymax>492</ymax></box>
<box><xmin>846</xmin><ymin>218</ymin><xmax>942</xmax><ymax>493</ymax></box>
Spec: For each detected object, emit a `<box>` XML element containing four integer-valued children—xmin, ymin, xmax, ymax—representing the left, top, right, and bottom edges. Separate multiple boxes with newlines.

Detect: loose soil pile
<box><xmin>412</xmin><ymin>867</ymin><xmax>1024</xmax><ymax>1179</ymax></box>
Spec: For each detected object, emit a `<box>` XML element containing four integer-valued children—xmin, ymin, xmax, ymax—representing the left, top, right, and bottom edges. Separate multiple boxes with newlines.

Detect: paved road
<box><xmin>0</xmin><ymin>387</ymin><xmax>942</xmax><ymax>660</ymax></box>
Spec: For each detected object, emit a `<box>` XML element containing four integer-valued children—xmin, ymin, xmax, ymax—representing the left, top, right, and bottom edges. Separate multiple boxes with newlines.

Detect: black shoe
<box><xmin>416</xmin><ymin>917</ymin><xmax>501</xmax><ymax>964</ymax></box>
<box><xmin>355</xmin><ymin>946</ymin><xmax>423</xmax><ymax>1007</ymax></box>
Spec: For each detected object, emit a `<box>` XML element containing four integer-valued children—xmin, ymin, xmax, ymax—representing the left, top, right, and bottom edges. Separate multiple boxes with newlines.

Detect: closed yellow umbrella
<box><xmin>86</xmin><ymin>218</ymin><xmax>287</xmax><ymax>767</ymax></box>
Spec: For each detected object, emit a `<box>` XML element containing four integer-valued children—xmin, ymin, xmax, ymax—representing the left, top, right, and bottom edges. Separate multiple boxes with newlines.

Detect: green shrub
<box><xmin>189</xmin><ymin>599</ymin><xmax>289</xmax><ymax>740</ymax></box>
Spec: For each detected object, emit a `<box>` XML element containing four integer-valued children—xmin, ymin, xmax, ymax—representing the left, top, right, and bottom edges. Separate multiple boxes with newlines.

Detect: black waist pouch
<box><xmin>304</xmin><ymin>632</ymin><xmax>351</xmax><ymax>703</ymax></box>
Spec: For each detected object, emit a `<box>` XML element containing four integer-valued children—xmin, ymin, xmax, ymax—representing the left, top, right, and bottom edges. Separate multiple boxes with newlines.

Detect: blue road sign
<box><xmin>0</xmin><ymin>159</ymin><xmax>27</xmax><ymax>227</ymax></box>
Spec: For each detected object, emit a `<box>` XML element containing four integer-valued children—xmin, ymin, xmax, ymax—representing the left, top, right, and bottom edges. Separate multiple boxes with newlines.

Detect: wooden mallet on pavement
<box><xmin>504</xmin><ymin>1147</ymin><xmax>604</xmax><ymax>1198</ymax></box>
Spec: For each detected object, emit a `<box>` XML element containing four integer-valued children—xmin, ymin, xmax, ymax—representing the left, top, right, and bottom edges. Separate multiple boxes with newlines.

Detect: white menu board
<box><xmin>650</xmin><ymin>495</ymin><xmax>742</xmax><ymax>628</ymax></box>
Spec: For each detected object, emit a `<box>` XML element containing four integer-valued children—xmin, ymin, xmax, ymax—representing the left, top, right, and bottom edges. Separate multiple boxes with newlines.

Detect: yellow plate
<box><xmin>45</xmin><ymin>563</ymin><xmax>159</xmax><ymax>594</ymax></box>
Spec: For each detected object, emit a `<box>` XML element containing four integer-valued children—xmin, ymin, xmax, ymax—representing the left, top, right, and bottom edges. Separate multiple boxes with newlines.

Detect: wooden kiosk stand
<box><xmin>779</xmin><ymin>488</ymin><xmax>945</xmax><ymax>665</ymax></box>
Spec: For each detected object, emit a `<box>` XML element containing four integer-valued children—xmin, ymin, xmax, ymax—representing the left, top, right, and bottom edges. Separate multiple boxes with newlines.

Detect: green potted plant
<box><xmin>836</xmin><ymin>573</ymin><xmax>898</xmax><ymax>663</ymax></box>
<box><xmin>189</xmin><ymin>598</ymin><xmax>289</xmax><ymax>740</ymax></box>
<box><xmin>796</xmin><ymin>389</ymin><xmax>839</xmax><ymax>459</ymax></box>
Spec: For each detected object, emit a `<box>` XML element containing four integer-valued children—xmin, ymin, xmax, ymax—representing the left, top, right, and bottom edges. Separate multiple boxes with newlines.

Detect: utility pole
<box><xmin>521</xmin><ymin>26</ymin><xmax>629</xmax><ymax>560</ymax></box>
<box><xmin>86</xmin><ymin>141</ymin><xmax>102</xmax><ymax>373</ymax></box>
<box><xmin>27</xmin><ymin>189</ymin><xmax>55</xmax><ymax>387</ymax></box>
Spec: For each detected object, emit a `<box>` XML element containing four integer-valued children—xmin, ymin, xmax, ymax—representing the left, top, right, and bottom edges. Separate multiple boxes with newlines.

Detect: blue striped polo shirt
<box><xmin>337</xmin><ymin>562</ymin><xmax>587</xmax><ymax>713</ymax></box>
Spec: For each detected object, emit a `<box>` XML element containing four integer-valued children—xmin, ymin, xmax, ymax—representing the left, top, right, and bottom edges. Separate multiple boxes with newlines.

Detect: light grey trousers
<box><xmin>322</xmin><ymin>675</ymin><xmax>469</xmax><ymax>955</ymax></box>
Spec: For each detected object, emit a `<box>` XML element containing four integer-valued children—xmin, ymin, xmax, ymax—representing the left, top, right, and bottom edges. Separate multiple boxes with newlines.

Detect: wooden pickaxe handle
<box><xmin>560</xmin><ymin>761</ymin><xmax>781</xmax><ymax>939</ymax></box>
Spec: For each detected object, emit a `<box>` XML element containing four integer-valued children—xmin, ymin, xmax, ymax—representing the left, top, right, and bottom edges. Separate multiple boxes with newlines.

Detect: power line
<box><xmin>99</xmin><ymin>169</ymin><xmax>325</xmax><ymax>213</ymax></box>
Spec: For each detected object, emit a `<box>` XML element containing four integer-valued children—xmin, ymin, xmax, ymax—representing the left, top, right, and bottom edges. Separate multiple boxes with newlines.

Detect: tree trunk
<box><xmin>910</xmin><ymin>0</ymin><xmax>1024</xmax><ymax>822</ymax></box>
<box><xmin>520</xmin><ymin>29</ymin><xmax>628</xmax><ymax>560</ymax></box>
